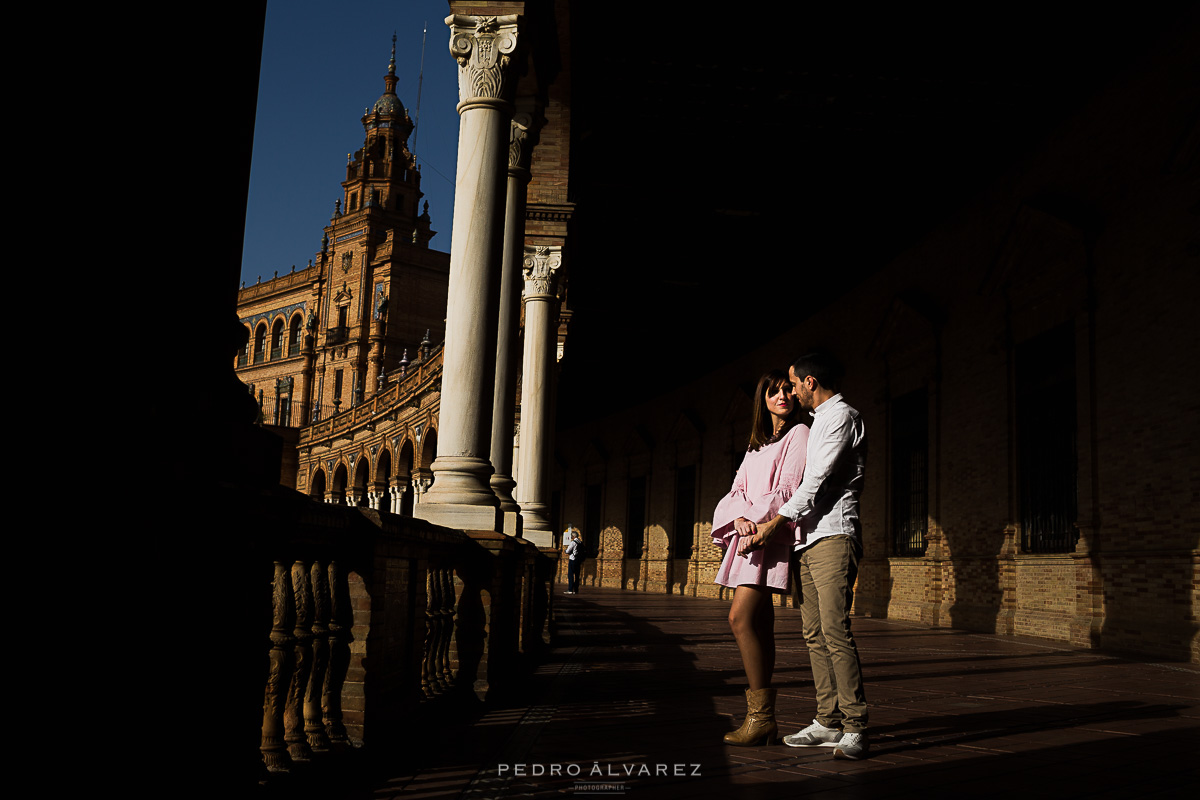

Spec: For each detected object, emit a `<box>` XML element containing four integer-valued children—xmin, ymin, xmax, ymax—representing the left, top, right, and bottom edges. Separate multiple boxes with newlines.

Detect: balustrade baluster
<box><xmin>305</xmin><ymin>560</ymin><xmax>332</xmax><ymax>751</ymax></box>
<box><xmin>284</xmin><ymin>561</ymin><xmax>315</xmax><ymax>762</ymax></box>
<box><xmin>438</xmin><ymin>566</ymin><xmax>456</xmax><ymax>690</ymax></box>
<box><xmin>429</xmin><ymin>565</ymin><xmax>445</xmax><ymax>694</ymax></box>
<box><xmin>323</xmin><ymin>561</ymin><xmax>351</xmax><ymax>746</ymax></box>
<box><xmin>421</xmin><ymin>566</ymin><xmax>438</xmax><ymax>698</ymax></box>
<box><xmin>255</xmin><ymin>498</ymin><xmax>552</xmax><ymax>771</ymax></box>
<box><xmin>261</xmin><ymin>561</ymin><xmax>295</xmax><ymax>772</ymax></box>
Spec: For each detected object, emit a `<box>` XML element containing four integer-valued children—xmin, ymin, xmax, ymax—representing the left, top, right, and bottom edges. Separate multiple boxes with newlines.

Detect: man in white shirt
<box><xmin>743</xmin><ymin>352</ymin><xmax>869</xmax><ymax>759</ymax></box>
<box><xmin>563</xmin><ymin>528</ymin><xmax>582</xmax><ymax>594</ymax></box>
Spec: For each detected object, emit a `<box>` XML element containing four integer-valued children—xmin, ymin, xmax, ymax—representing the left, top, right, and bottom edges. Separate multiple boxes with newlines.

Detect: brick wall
<box><xmin>550</xmin><ymin>40</ymin><xmax>1198</xmax><ymax>662</ymax></box>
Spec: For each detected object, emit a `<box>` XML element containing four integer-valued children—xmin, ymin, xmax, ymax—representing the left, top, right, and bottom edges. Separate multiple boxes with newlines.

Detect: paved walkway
<box><xmin>281</xmin><ymin>587</ymin><xmax>1199</xmax><ymax>799</ymax></box>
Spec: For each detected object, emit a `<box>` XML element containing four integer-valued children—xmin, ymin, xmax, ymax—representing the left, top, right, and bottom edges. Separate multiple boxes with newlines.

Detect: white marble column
<box><xmin>415</xmin><ymin>13</ymin><xmax>522</xmax><ymax>532</ymax></box>
<box><xmin>490</xmin><ymin>111</ymin><xmax>537</xmax><ymax>536</ymax></box>
<box><xmin>516</xmin><ymin>245</ymin><xmax>563</xmax><ymax>547</ymax></box>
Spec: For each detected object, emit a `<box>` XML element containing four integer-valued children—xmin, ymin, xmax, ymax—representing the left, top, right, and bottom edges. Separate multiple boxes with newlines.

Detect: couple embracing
<box><xmin>711</xmin><ymin>352</ymin><xmax>870</xmax><ymax>760</ymax></box>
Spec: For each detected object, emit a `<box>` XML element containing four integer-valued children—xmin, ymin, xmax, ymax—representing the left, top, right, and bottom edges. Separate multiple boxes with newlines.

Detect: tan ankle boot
<box><xmin>723</xmin><ymin>687</ymin><xmax>778</xmax><ymax>746</ymax></box>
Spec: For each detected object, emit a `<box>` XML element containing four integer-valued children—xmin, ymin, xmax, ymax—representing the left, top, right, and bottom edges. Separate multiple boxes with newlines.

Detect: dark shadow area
<box><xmin>1098</xmin><ymin>549</ymin><xmax>1200</xmax><ymax>662</ymax></box>
<box><xmin>559</xmin><ymin>4</ymin><xmax>1187</xmax><ymax>426</ymax></box>
<box><xmin>868</xmin><ymin>700</ymin><xmax>1190</xmax><ymax>752</ymax></box>
<box><xmin>247</xmin><ymin>582</ymin><xmax>1200</xmax><ymax>798</ymax></box>
<box><xmin>846</xmin><ymin>658</ymin><xmax>1142</xmax><ymax>687</ymax></box>
<box><xmin>695</xmin><ymin>725</ymin><xmax>1200</xmax><ymax>800</ymax></box>
<box><xmin>252</xmin><ymin>590</ymin><xmax>735</xmax><ymax>798</ymax></box>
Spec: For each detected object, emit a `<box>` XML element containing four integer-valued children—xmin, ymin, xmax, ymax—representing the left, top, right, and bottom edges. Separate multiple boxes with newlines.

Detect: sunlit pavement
<box><xmin>291</xmin><ymin>586</ymin><xmax>1200</xmax><ymax>799</ymax></box>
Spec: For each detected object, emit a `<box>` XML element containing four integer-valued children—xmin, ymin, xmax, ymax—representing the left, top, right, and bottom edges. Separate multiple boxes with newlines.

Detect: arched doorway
<box><xmin>310</xmin><ymin>468</ymin><xmax>326</xmax><ymax>501</ymax></box>
<box><xmin>353</xmin><ymin>456</ymin><xmax>369</xmax><ymax>507</ymax></box>
<box><xmin>375</xmin><ymin>449</ymin><xmax>392</xmax><ymax>511</ymax></box>
<box><xmin>331</xmin><ymin>463</ymin><xmax>348</xmax><ymax>504</ymax></box>
<box><xmin>399</xmin><ymin>439</ymin><xmax>415</xmax><ymax>516</ymax></box>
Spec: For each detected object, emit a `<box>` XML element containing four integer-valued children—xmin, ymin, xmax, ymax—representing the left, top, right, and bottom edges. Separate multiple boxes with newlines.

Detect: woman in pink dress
<box><xmin>712</xmin><ymin>369</ymin><xmax>809</xmax><ymax>746</ymax></box>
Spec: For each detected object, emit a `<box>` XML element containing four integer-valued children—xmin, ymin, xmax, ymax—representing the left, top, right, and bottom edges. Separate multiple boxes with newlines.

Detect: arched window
<box><xmin>271</xmin><ymin>319</ymin><xmax>285</xmax><ymax>360</ymax></box>
<box><xmin>238</xmin><ymin>326</ymin><xmax>250</xmax><ymax>367</ymax></box>
<box><xmin>288</xmin><ymin>314</ymin><xmax>303</xmax><ymax>356</ymax></box>
<box><xmin>254</xmin><ymin>323</ymin><xmax>267</xmax><ymax>363</ymax></box>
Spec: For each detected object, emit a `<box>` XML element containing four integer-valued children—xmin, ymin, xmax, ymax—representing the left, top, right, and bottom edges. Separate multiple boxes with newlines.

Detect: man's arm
<box><xmin>740</xmin><ymin>409</ymin><xmax>856</xmax><ymax>554</ymax></box>
<box><xmin>739</xmin><ymin>512</ymin><xmax>785</xmax><ymax>555</ymax></box>
<box><xmin>778</xmin><ymin>410</ymin><xmax>856</xmax><ymax>521</ymax></box>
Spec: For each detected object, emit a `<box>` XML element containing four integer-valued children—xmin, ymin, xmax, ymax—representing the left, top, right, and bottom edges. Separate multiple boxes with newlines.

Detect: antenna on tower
<box><xmin>413</xmin><ymin>21</ymin><xmax>428</xmax><ymax>156</ymax></box>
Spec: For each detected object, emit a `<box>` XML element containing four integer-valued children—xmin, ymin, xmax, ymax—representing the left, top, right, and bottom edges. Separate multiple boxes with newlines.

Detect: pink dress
<box><xmin>712</xmin><ymin>424</ymin><xmax>809</xmax><ymax>592</ymax></box>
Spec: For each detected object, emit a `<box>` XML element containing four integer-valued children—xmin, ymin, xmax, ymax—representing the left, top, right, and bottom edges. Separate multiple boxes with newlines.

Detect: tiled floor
<box><xmin>275</xmin><ymin>587</ymin><xmax>1200</xmax><ymax>799</ymax></box>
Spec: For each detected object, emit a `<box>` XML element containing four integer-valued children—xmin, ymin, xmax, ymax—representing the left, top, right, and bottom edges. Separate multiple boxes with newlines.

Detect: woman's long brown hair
<box><xmin>747</xmin><ymin>370</ymin><xmax>799</xmax><ymax>451</ymax></box>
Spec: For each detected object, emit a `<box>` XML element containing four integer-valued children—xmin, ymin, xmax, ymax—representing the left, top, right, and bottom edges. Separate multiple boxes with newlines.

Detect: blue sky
<box><xmin>239</xmin><ymin>1</ymin><xmax>460</xmax><ymax>288</ymax></box>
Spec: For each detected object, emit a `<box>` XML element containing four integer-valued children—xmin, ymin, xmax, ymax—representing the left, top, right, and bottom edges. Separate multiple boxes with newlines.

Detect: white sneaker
<box><xmin>833</xmin><ymin>732</ymin><xmax>869</xmax><ymax>760</ymax></box>
<box><xmin>783</xmin><ymin>719</ymin><xmax>843</xmax><ymax>747</ymax></box>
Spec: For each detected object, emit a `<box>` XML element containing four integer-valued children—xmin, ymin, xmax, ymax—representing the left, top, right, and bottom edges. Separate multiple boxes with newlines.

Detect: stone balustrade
<box><xmin>238</xmin><ymin>264</ymin><xmax>319</xmax><ymax>298</ymax></box>
<box><xmin>241</xmin><ymin>483</ymin><xmax>555</xmax><ymax>776</ymax></box>
<box><xmin>300</xmin><ymin>343</ymin><xmax>444</xmax><ymax>445</ymax></box>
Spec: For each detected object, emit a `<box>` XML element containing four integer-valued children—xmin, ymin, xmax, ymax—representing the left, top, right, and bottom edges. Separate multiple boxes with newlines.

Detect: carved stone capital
<box><xmin>509</xmin><ymin>113</ymin><xmax>534</xmax><ymax>173</ymax></box>
<box><xmin>522</xmin><ymin>245</ymin><xmax>563</xmax><ymax>301</ymax></box>
<box><xmin>447</xmin><ymin>14</ymin><xmax>521</xmax><ymax>111</ymax></box>
<box><xmin>508</xmin><ymin>100</ymin><xmax>543</xmax><ymax>174</ymax></box>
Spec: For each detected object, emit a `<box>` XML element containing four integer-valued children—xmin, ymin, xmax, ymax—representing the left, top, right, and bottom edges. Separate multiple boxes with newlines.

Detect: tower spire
<box><xmin>382</xmin><ymin>32</ymin><xmax>399</xmax><ymax>98</ymax></box>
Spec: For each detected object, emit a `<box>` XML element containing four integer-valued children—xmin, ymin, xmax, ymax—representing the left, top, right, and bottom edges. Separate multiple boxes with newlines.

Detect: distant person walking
<box><xmin>563</xmin><ymin>527</ymin><xmax>582</xmax><ymax>594</ymax></box>
<box><xmin>712</xmin><ymin>370</ymin><xmax>809</xmax><ymax>746</ymax></box>
<box><xmin>745</xmin><ymin>352</ymin><xmax>870</xmax><ymax>760</ymax></box>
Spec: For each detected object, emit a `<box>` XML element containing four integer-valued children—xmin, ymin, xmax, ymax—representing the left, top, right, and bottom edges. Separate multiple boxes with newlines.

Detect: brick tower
<box><xmin>313</xmin><ymin>35</ymin><xmax>448</xmax><ymax>417</ymax></box>
<box><xmin>236</xmin><ymin>36</ymin><xmax>450</xmax><ymax>431</ymax></box>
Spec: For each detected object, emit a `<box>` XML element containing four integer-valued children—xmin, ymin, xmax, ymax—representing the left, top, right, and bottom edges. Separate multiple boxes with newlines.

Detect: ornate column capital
<box><xmin>508</xmin><ymin>101</ymin><xmax>543</xmax><ymax>176</ymax></box>
<box><xmin>508</xmin><ymin>114</ymin><xmax>534</xmax><ymax>175</ymax></box>
<box><xmin>522</xmin><ymin>245</ymin><xmax>563</xmax><ymax>302</ymax></box>
<box><xmin>447</xmin><ymin>14</ymin><xmax>522</xmax><ymax>113</ymax></box>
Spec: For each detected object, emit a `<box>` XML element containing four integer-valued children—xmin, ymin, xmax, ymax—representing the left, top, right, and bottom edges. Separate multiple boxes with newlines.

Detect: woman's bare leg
<box><xmin>729</xmin><ymin>585</ymin><xmax>777</xmax><ymax>690</ymax></box>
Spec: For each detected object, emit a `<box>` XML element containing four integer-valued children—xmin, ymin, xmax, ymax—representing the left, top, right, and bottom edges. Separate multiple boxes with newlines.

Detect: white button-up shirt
<box><xmin>779</xmin><ymin>393</ymin><xmax>867</xmax><ymax>550</ymax></box>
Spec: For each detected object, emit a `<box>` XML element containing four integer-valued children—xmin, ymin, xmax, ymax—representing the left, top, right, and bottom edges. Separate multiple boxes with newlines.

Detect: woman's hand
<box><xmin>733</xmin><ymin>517</ymin><xmax>756</xmax><ymax>537</ymax></box>
<box><xmin>738</xmin><ymin>515</ymin><xmax>783</xmax><ymax>556</ymax></box>
<box><xmin>737</xmin><ymin>533</ymin><xmax>768</xmax><ymax>556</ymax></box>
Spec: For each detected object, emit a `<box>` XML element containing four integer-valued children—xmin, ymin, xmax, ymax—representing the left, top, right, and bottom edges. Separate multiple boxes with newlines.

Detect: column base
<box><xmin>423</xmin><ymin>456</ymin><xmax>498</xmax><ymax>506</ymax></box>
<box><xmin>413</xmin><ymin>502</ymin><xmax>504</xmax><ymax>532</ymax></box>
<box><xmin>519</xmin><ymin>502</ymin><xmax>553</xmax><ymax>547</ymax></box>
<box><xmin>500</xmin><ymin>509</ymin><xmax>523</xmax><ymax>536</ymax></box>
<box><xmin>490</xmin><ymin>473</ymin><xmax>521</xmax><ymax>513</ymax></box>
<box><xmin>521</xmin><ymin>528</ymin><xmax>554</xmax><ymax>547</ymax></box>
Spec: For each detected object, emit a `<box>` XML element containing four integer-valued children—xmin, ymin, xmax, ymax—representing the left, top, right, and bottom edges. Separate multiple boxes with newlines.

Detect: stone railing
<box><xmin>301</xmin><ymin>344</ymin><xmax>444</xmax><ymax>446</ymax></box>
<box><xmin>245</xmin><ymin>485</ymin><xmax>554</xmax><ymax>776</ymax></box>
<box><xmin>239</xmin><ymin>266</ymin><xmax>318</xmax><ymax>300</ymax></box>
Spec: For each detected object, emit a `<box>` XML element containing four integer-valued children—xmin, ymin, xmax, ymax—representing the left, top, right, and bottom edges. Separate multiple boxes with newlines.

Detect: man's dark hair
<box><xmin>791</xmin><ymin>351</ymin><xmax>844</xmax><ymax>391</ymax></box>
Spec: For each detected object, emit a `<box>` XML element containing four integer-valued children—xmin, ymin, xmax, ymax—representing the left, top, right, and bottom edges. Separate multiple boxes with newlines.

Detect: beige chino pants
<box><xmin>791</xmin><ymin>535</ymin><xmax>868</xmax><ymax>733</ymax></box>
